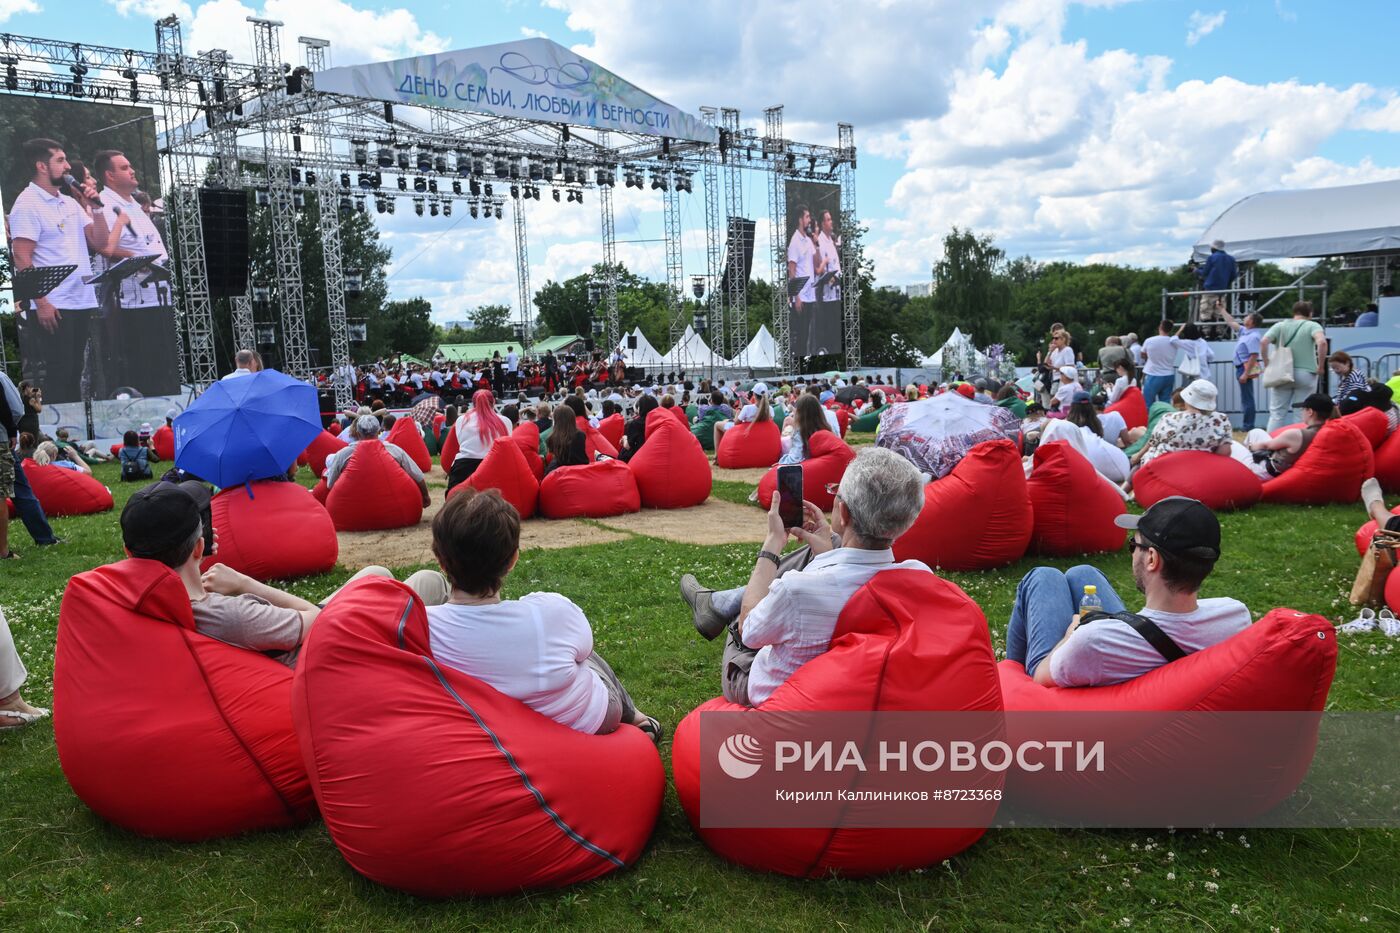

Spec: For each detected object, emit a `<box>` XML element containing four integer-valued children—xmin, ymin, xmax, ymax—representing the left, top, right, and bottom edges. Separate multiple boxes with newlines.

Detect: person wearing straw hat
<box><xmin>1123</xmin><ymin>379</ymin><xmax>1233</xmax><ymax>493</ymax></box>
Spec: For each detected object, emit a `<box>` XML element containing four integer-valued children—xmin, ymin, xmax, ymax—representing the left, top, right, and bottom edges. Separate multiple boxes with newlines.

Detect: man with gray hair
<box><xmin>680</xmin><ymin>447</ymin><xmax>929</xmax><ymax>706</ymax></box>
<box><xmin>323</xmin><ymin>412</ymin><xmax>431</xmax><ymax>508</ymax></box>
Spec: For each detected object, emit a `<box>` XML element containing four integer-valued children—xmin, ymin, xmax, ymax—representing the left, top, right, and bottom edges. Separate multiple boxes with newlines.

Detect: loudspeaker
<box><xmin>584</xmin><ymin>338</ymin><xmax>596</xmax><ymax>352</ymax></box>
<box><xmin>199</xmin><ymin>188</ymin><xmax>250</xmax><ymax>297</ymax></box>
<box><xmin>627</xmin><ymin>334</ymin><xmax>638</xmax><ymax>349</ymax></box>
<box><xmin>719</xmin><ymin>217</ymin><xmax>757</xmax><ymax>300</ymax></box>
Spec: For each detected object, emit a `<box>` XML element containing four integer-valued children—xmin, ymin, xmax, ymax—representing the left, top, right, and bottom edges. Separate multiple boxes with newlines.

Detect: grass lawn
<box><xmin>2</xmin><ymin>460</ymin><xmax>1398</xmax><ymax>930</ymax></box>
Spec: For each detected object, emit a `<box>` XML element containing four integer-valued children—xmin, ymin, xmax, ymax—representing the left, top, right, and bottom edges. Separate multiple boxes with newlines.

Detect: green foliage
<box><xmin>466</xmin><ymin>303</ymin><xmax>514</xmax><ymax>342</ymax></box>
<box><xmin>372</xmin><ymin>297</ymin><xmax>436</xmax><ymax>359</ymax></box>
<box><xmin>930</xmin><ymin>228</ymin><xmax>1013</xmax><ymax>350</ymax></box>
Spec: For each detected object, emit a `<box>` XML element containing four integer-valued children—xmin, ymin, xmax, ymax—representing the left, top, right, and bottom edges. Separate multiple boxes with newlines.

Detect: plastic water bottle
<box><xmin>1080</xmin><ymin>585</ymin><xmax>1102</xmax><ymax>616</ymax></box>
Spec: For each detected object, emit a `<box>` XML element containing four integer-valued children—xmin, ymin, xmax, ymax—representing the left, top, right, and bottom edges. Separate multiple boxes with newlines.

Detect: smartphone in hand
<box><xmin>777</xmin><ymin>464</ymin><xmax>804</xmax><ymax>530</ymax></box>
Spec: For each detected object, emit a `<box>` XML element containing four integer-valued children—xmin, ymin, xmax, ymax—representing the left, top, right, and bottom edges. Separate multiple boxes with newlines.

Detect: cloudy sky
<box><xmin>11</xmin><ymin>0</ymin><xmax>1400</xmax><ymax>323</ymax></box>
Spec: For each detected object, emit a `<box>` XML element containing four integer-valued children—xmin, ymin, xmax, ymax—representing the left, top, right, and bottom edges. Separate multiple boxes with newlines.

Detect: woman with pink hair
<box><xmin>446</xmin><ymin>390</ymin><xmax>512</xmax><ymax>492</ymax></box>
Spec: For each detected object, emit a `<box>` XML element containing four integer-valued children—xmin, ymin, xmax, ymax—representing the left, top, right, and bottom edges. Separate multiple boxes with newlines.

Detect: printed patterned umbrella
<box><xmin>876</xmin><ymin>393</ymin><xmax>1020</xmax><ymax>479</ymax></box>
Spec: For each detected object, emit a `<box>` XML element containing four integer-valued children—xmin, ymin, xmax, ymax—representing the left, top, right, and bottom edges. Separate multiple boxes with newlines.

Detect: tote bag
<box><xmin>1262</xmin><ymin>322</ymin><xmax>1302</xmax><ymax>389</ymax></box>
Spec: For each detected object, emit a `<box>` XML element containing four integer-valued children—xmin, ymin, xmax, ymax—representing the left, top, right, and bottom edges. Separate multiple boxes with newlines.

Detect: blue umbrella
<box><xmin>174</xmin><ymin>370</ymin><xmax>322</xmax><ymax>488</ymax></box>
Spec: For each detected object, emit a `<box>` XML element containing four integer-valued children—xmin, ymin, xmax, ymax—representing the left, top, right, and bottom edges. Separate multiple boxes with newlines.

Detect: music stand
<box><xmin>813</xmin><ymin>270</ymin><xmax>838</xmax><ymax>301</ymax></box>
<box><xmin>787</xmin><ymin>276</ymin><xmax>810</xmax><ymax>299</ymax></box>
<box><xmin>13</xmin><ymin>264</ymin><xmax>78</xmax><ymax>303</ymax></box>
<box><xmin>86</xmin><ymin>255</ymin><xmax>161</xmax><ymax>313</ymax></box>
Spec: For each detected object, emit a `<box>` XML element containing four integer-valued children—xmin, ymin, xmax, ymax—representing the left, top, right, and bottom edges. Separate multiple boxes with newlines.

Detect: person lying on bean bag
<box><xmin>1235</xmin><ymin>392</ymin><xmax>1335</xmax><ymax>480</ymax></box>
<box><xmin>678</xmin><ymin>448</ymin><xmax>929</xmax><ymax>707</ymax></box>
<box><xmin>1006</xmin><ymin>497</ymin><xmax>1250</xmax><ymax>688</ymax></box>
<box><xmin>324</xmin><ymin>414</ymin><xmax>430</xmax><ymax>509</ymax></box>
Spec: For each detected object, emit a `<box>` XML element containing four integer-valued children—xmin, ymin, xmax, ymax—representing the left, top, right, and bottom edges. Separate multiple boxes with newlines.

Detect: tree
<box><xmin>930</xmin><ymin>228</ymin><xmax>1012</xmax><ymax>350</ymax></box>
<box><xmin>371</xmin><ymin>298</ymin><xmax>436</xmax><ymax>359</ymax></box>
<box><xmin>467</xmin><ymin>303</ymin><xmax>513</xmax><ymax>342</ymax></box>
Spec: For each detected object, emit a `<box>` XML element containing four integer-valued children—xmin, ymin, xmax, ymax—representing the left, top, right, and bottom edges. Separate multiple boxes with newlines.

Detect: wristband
<box><xmin>757</xmin><ymin>549</ymin><xmax>781</xmax><ymax>567</ymax></box>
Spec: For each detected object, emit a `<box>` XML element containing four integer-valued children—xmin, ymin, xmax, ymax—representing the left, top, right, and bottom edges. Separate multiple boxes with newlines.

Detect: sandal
<box><xmin>0</xmin><ymin>706</ymin><xmax>50</xmax><ymax>730</ymax></box>
<box><xmin>1380</xmin><ymin>609</ymin><xmax>1400</xmax><ymax>638</ymax></box>
<box><xmin>0</xmin><ymin>550</ymin><xmax>16</xmax><ymax>560</ymax></box>
<box><xmin>1340</xmin><ymin>608</ymin><xmax>1378</xmax><ymax>633</ymax></box>
<box><xmin>636</xmin><ymin>715</ymin><xmax>665</xmax><ymax>746</ymax></box>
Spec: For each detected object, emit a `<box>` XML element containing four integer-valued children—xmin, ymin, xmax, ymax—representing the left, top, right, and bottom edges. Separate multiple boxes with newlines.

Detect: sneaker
<box><xmin>679</xmin><ymin>573</ymin><xmax>730</xmax><ymax>641</ymax></box>
<box><xmin>1380</xmin><ymin>609</ymin><xmax>1400</xmax><ymax>638</ymax></box>
<box><xmin>1340</xmin><ymin>608</ymin><xmax>1377</xmax><ymax>633</ymax></box>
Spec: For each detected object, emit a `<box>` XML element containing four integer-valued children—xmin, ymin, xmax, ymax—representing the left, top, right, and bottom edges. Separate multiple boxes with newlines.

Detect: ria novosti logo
<box><xmin>717</xmin><ymin>733</ymin><xmax>764</xmax><ymax>779</ymax></box>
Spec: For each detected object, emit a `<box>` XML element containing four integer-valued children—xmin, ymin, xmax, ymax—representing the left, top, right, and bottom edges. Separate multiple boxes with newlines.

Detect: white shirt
<box><xmin>1053</xmin><ymin>379</ymin><xmax>1079</xmax><ymax>410</ymax></box>
<box><xmin>736</xmin><ymin>403</ymin><xmax>759</xmax><ymax>423</ymax></box>
<box><xmin>410</xmin><ymin>373</ymin><xmax>424</xmax><ymax>390</ymax></box>
<box><xmin>1141</xmin><ymin>335</ymin><xmax>1178</xmax><ymax>377</ymax></box>
<box><xmin>788</xmin><ymin>229</ymin><xmax>818</xmax><ymax>303</ymax></box>
<box><xmin>1049</xmin><ymin>598</ymin><xmax>1252</xmax><ymax>687</ymax></box>
<box><xmin>1128</xmin><ymin>341</ymin><xmax>1145</xmax><ymax>367</ymax></box>
<box><xmin>9</xmin><ymin>182</ymin><xmax>97</xmax><ymax>309</ymax></box>
<box><xmin>816</xmin><ymin>232</ymin><xmax>841</xmax><ymax>300</ymax></box>
<box><xmin>506</xmin><ymin>351</ymin><xmax>519</xmax><ymax>373</ymax></box>
<box><xmin>743</xmin><ymin>548</ymin><xmax>932</xmax><ymax>706</ymax></box>
<box><xmin>431</xmin><ymin>370</ymin><xmax>446</xmax><ymax>386</ymax></box>
<box><xmin>1107</xmin><ymin>374</ymin><xmax>1129</xmax><ymax>405</ymax></box>
<box><xmin>823</xmin><ymin>408</ymin><xmax>840</xmax><ymax>434</ymax></box>
<box><xmin>221</xmin><ymin>367</ymin><xmax>255</xmax><ymax>381</ymax></box>
<box><xmin>1099</xmin><ymin>410</ymin><xmax>1128</xmax><ymax>447</ymax></box>
<box><xmin>324</xmin><ymin>438</ymin><xmax>425</xmax><ymax>486</ymax></box>
<box><xmin>1047</xmin><ymin>346</ymin><xmax>1075</xmax><ymax>369</ymax></box>
<box><xmin>453</xmin><ymin>410</ymin><xmax>513</xmax><ymax>461</ymax></box>
<box><xmin>97</xmin><ymin>187</ymin><xmax>168</xmax><ymax>308</ymax></box>
<box><xmin>426</xmin><ymin>594</ymin><xmax>609</xmax><ymax>734</ymax></box>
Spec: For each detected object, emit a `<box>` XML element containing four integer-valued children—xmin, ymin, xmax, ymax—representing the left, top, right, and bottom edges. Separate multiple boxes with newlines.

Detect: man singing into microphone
<box><xmin>94</xmin><ymin>148</ymin><xmax>178</xmax><ymax>396</ymax></box>
<box><xmin>10</xmin><ymin>138</ymin><xmax>110</xmax><ymax>403</ymax></box>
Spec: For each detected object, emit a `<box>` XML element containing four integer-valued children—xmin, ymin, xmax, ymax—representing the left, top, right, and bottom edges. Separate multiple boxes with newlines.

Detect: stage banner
<box><xmin>0</xmin><ymin>96</ymin><xmax>179</xmax><ymax>406</ymax></box>
<box><xmin>784</xmin><ymin>179</ymin><xmax>844</xmax><ymax>360</ymax></box>
<box><xmin>314</xmin><ymin>37</ymin><xmax>717</xmax><ymax>144</ymax></box>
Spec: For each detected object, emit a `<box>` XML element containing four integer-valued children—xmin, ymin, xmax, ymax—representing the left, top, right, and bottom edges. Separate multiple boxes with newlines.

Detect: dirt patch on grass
<box><xmin>335</xmin><ymin>493</ymin><xmax>629</xmax><ymax>570</ymax></box>
<box><xmin>594</xmin><ymin>498</ymin><xmax>769</xmax><ymax>545</ymax></box>
<box><xmin>711</xmin><ymin>465</ymin><xmax>769</xmax><ymax>485</ymax></box>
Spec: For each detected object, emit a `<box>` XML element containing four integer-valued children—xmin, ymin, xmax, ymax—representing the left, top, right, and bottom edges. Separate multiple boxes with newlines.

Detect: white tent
<box><xmin>662</xmin><ymin>325</ymin><xmax>715</xmax><ymax>371</ymax></box>
<box><xmin>616</xmin><ymin>327</ymin><xmax>664</xmax><ymax>369</ymax></box>
<box><xmin>723</xmin><ymin>324</ymin><xmax>779</xmax><ymax>369</ymax></box>
<box><xmin>920</xmin><ymin>327</ymin><xmax>987</xmax><ymax>371</ymax></box>
<box><xmin>1193</xmin><ymin>179</ymin><xmax>1400</xmax><ymax>262</ymax></box>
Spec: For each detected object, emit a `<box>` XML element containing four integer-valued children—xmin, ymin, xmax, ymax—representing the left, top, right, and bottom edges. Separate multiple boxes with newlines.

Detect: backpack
<box><xmin>120</xmin><ymin>447</ymin><xmax>150</xmax><ymax>482</ymax></box>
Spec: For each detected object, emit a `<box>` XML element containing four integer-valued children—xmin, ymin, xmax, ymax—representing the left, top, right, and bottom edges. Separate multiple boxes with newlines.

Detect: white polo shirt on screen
<box><xmin>97</xmin><ymin>188</ymin><xmax>168</xmax><ymax>308</ymax></box>
<box><xmin>741</xmin><ymin>548</ymin><xmax>931</xmax><ymax>706</ymax></box>
<box><xmin>817</xmin><ymin>231</ymin><xmax>840</xmax><ymax>300</ymax></box>
<box><xmin>8</xmin><ymin>182</ymin><xmax>97</xmax><ymax>310</ymax></box>
<box><xmin>787</xmin><ymin>229</ymin><xmax>817</xmax><ymax>304</ymax></box>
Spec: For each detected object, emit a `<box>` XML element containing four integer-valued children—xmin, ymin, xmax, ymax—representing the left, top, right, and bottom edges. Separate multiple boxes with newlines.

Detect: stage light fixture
<box><xmin>413</xmin><ymin>197</ymin><xmax>425</xmax><ymax>216</ymax></box>
<box><xmin>563</xmin><ymin>164</ymin><xmax>576</xmax><ymax>185</ymax></box>
<box><xmin>385</xmin><ymin>197</ymin><xmax>395</xmax><ymax>215</ymax></box>
<box><xmin>442</xmin><ymin>201</ymin><xmax>451</xmax><ymax>217</ymax></box>
<box><xmin>565</xmin><ymin>190</ymin><xmax>575</xmax><ymax>204</ymax></box>
<box><xmin>469</xmin><ymin>178</ymin><xmax>481</xmax><ymax>197</ymax></box>
<box><xmin>785</xmin><ymin>152</ymin><xmax>796</xmax><ymax>172</ymax></box>
<box><xmin>596</xmin><ymin>167</ymin><xmax>613</xmax><ymax>187</ymax></box>
<box><xmin>377</xmin><ymin>143</ymin><xmax>394</xmax><ymax>167</ymax></box>
<box><xmin>528</xmin><ymin>159</ymin><xmax>543</xmax><ymax>181</ymax></box>
<box><xmin>452</xmin><ymin>180</ymin><xmax>462</xmax><ymax>195</ymax></box>
<box><xmin>429</xmin><ymin>199</ymin><xmax>439</xmax><ymax>217</ymax></box>
<box><xmin>510</xmin><ymin>159</ymin><xmax>522</xmax><ymax>180</ymax></box>
<box><xmin>469</xmin><ymin>199</ymin><xmax>479</xmax><ymax>219</ymax></box>
<box><xmin>252</xmin><ymin>283</ymin><xmax>271</xmax><ymax>304</ymax></box>
<box><xmin>293</xmin><ymin>191</ymin><xmax>306</xmax><ymax>210</ymax></box>
<box><xmin>510</xmin><ymin>184</ymin><xmax>519</xmax><ymax>199</ymax></box>
<box><xmin>483</xmin><ymin>183</ymin><xmax>493</xmax><ymax>198</ymax></box>
<box><xmin>122</xmin><ymin>67</ymin><xmax>139</xmax><ymax>102</ymax></box>
<box><xmin>255</xmin><ymin>189</ymin><xmax>270</xmax><ymax>207</ymax></box>
<box><xmin>396</xmin><ymin>145</ymin><xmax>411</xmax><ymax>169</ymax></box>
<box><xmin>471</xmin><ymin>153</ymin><xmax>485</xmax><ymax>176</ymax></box>
<box><xmin>375</xmin><ymin>197</ymin><xmax>386</xmax><ymax>214</ymax></box>
<box><xmin>552</xmin><ymin>188</ymin><xmax>560</xmax><ymax>202</ymax></box>
<box><xmin>3</xmin><ymin>57</ymin><xmax>17</xmax><ymax>92</ymax></box>
<box><xmin>808</xmin><ymin>156</ymin><xmax>817</xmax><ymax>175</ymax></box>
<box><xmin>338</xmin><ymin>195</ymin><xmax>353</xmax><ymax>214</ymax></box>
<box><xmin>434</xmin><ymin>151</ymin><xmax>448</xmax><ymax>174</ymax></box>
<box><xmin>354</xmin><ymin>194</ymin><xmax>367</xmax><ymax>213</ymax></box>
<box><xmin>357</xmin><ymin>172</ymin><xmax>373</xmax><ymax>190</ymax></box>
<box><xmin>352</xmin><ymin>139</ymin><xmax>368</xmax><ymax>165</ymax></box>
<box><xmin>397</xmin><ymin>176</ymin><xmax>408</xmax><ymax>191</ymax></box>
<box><xmin>541</xmin><ymin>161</ymin><xmax>555</xmax><ymax>181</ymax></box>
<box><xmin>337</xmin><ymin>172</ymin><xmax>349</xmax><ymax>188</ymax></box>
<box><xmin>305</xmin><ymin>170</ymin><xmax>318</xmax><ymax>186</ymax></box>
<box><xmin>428</xmin><ymin>179</ymin><xmax>438</xmax><ymax>194</ymax></box>
<box><xmin>494</xmin><ymin>157</ymin><xmax>509</xmax><ymax>177</ymax></box>
<box><xmin>417</xmin><ymin>148</ymin><xmax>432</xmax><ymax>172</ymax></box>
<box><xmin>291</xmin><ymin>167</ymin><xmax>302</xmax><ymax>184</ymax></box>
<box><xmin>494</xmin><ymin>203</ymin><xmax>503</xmax><ymax>220</ymax></box>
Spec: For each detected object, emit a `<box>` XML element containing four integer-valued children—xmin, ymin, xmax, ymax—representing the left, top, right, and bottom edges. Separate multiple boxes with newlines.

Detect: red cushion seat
<box><xmin>1260</xmin><ymin>418</ymin><xmax>1373</xmax><ymax>505</ymax></box>
<box><xmin>997</xmin><ymin>608</ymin><xmax>1335</xmax><ymax>824</ymax></box>
<box><xmin>1373</xmin><ymin>429</ymin><xmax>1400</xmax><ymax>493</ymax></box>
<box><xmin>1027</xmin><ymin>441</ymin><xmax>1127</xmax><ymax>555</ymax></box>
<box><xmin>538</xmin><ymin>459</ymin><xmax>641</xmax><ymax>519</ymax></box>
<box><xmin>756</xmin><ymin>432</ymin><xmax>856</xmax><ymax>512</ymax></box>
<box><xmin>455</xmin><ymin>436</ymin><xmax>540</xmax><ymax>518</ymax></box>
<box><xmin>893</xmin><ymin>439</ymin><xmax>1032</xmax><ymax>570</ymax></box>
<box><xmin>597</xmin><ymin>413</ymin><xmax>625</xmax><ymax>451</ymax></box>
<box><xmin>438</xmin><ymin>420</ymin><xmax>460</xmax><ymax>471</ymax></box>
<box><xmin>299</xmin><ymin>429</ymin><xmax>348</xmax><ymax>478</ymax></box>
<box><xmin>151</xmin><ymin>424</ymin><xmax>175</xmax><ymax>461</ymax></box>
<box><xmin>512</xmin><ymin>421</ymin><xmax>545</xmax><ymax>481</ymax></box>
<box><xmin>579</xmin><ymin>415</ymin><xmax>618</xmax><ymax>459</ymax></box>
<box><xmin>1104</xmin><ymin>386</ymin><xmax>1148</xmax><ymax>430</ymax></box>
<box><xmin>385</xmin><ymin>417</ymin><xmax>433</xmax><ymax>473</ymax></box>
<box><xmin>627</xmin><ymin>409</ymin><xmax>713</xmax><ymax>509</ymax></box>
<box><xmin>326</xmin><ymin>439</ymin><xmax>424</xmax><ymax>531</ymax></box>
<box><xmin>54</xmin><ymin>559</ymin><xmax>314</xmax><ymax>840</ymax></box>
<box><xmin>1132</xmin><ymin>450</ymin><xmax>1262</xmax><ymax>511</ymax></box>
<box><xmin>200</xmin><ymin>481</ymin><xmax>338</xmax><ymax>581</ymax></box>
<box><xmin>716</xmin><ymin>419</ymin><xmax>782</xmax><ymax>469</ymax></box>
<box><xmin>1343</xmin><ymin>407</ymin><xmax>1389</xmax><ymax>448</ymax></box>
<box><xmin>292</xmin><ymin>576</ymin><xmax>663</xmax><ymax>896</ymax></box>
<box><xmin>672</xmin><ymin>570</ymin><xmax>1003</xmax><ymax>877</ymax></box>
<box><xmin>24</xmin><ymin>463</ymin><xmax>114</xmax><ymax>516</ymax></box>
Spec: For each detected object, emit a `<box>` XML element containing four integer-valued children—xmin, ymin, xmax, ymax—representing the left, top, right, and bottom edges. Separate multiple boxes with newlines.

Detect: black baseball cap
<box><xmin>1114</xmin><ymin>496</ymin><xmax>1221</xmax><ymax>560</ymax></box>
<box><xmin>121</xmin><ymin>481</ymin><xmax>211</xmax><ymax>557</ymax></box>
<box><xmin>1301</xmin><ymin>393</ymin><xmax>1335</xmax><ymax>416</ymax></box>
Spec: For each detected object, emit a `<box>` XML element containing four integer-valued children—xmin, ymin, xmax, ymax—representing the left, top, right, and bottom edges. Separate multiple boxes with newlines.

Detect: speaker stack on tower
<box><xmin>198</xmin><ymin>188</ymin><xmax>251</xmax><ymax>298</ymax></box>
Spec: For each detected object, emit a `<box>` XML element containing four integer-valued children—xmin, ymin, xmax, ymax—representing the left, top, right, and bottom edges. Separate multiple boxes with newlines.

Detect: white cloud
<box><xmin>0</xmin><ymin>0</ymin><xmax>39</xmax><ymax>21</ymax></box>
<box><xmin>187</xmin><ymin>0</ymin><xmax>448</xmax><ymax>66</ymax></box>
<box><xmin>519</xmin><ymin>27</ymin><xmax>548</xmax><ymax>39</ymax></box>
<box><xmin>1186</xmin><ymin>10</ymin><xmax>1226</xmax><ymax>46</ymax></box>
<box><xmin>109</xmin><ymin>0</ymin><xmax>192</xmax><ymax>20</ymax></box>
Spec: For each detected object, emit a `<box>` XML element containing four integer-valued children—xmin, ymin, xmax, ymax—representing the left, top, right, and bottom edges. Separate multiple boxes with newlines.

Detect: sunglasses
<box><xmin>1126</xmin><ymin>538</ymin><xmax>1156</xmax><ymax>554</ymax></box>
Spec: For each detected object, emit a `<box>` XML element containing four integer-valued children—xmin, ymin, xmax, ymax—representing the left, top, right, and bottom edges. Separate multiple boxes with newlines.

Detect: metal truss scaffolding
<box><xmin>765</xmin><ymin>106</ymin><xmax>790</xmax><ymax>372</ymax></box>
<box><xmin>597</xmin><ymin>130</ymin><xmax>620</xmax><ymax>353</ymax></box>
<box><xmin>722</xmin><ymin>108</ymin><xmax>747</xmax><ymax>369</ymax></box>
<box><xmin>699</xmin><ymin>107</ymin><xmax>724</xmax><ymax>360</ymax></box>
<box><xmin>838</xmin><ymin>122</ymin><xmax>860</xmax><ymax>369</ymax></box>
<box><xmin>662</xmin><ymin>173</ymin><xmax>685</xmax><ymax>352</ymax></box>
<box><xmin>301</xmin><ymin>36</ymin><xmax>353</xmax><ymax>411</ymax></box>
<box><xmin>514</xmin><ymin>197</ymin><xmax>532</xmax><ymax>350</ymax></box>
<box><xmin>249</xmin><ymin>18</ymin><xmax>311</xmax><ymax>381</ymax></box>
<box><xmin>155</xmin><ymin>17</ymin><xmax>213</xmax><ymax>389</ymax></box>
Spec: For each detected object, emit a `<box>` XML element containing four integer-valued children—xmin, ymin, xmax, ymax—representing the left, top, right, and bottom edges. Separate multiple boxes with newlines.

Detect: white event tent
<box><xmin>1192</xmin><ymin>179</ymin><xmax>1400</xmax><ymax>262</ymax></box>
<box><xmin>662</xmin><ymin>325</ymin><xmax>716</xmax><ymax>371</ymax></box>
<box><xmin>723</xmin><ymin>325</ymin><xmax>779</xmax><ymax>369</ymax></box>
<box><xmin>616</xmin><ymin>327</ymin><xmax>665</xmax><ymax>369</ymax></box>
<box><xmin>919</xmin><ymin>327</ymin><xmax>986</xmax><ymax>370</ymax></box>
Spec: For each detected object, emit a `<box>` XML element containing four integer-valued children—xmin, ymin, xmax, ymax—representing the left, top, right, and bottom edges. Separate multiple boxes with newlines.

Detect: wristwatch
<box><xmin>757</xmin><ymin>549</ymin><xmax>781</xmax><ymax>566</ymax></box>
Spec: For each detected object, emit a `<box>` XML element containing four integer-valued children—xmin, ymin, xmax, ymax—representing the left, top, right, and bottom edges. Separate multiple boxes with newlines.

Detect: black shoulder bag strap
<box><xmin>1080</xmin><ymin>610</ymin><xmax>1189</xmax><ymax>663</ymax></box>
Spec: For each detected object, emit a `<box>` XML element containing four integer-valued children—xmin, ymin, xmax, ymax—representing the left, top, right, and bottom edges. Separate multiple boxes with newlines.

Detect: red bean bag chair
<box><xmin>579</xmin><ymin>416</ymin><xmax>618</xmax><ymax>459</ymax></box>
<box><xmin>299</xmin><ymin>430</ymin><xmax>347</xmax><ymax>478</ymax></box>
<box><xmin>1104</xmin><ymin>385</ymin><xmax>1148</xmax><ymax>430</ymax></box>
<box><xmin>597</xmin><ymin>413</ymin><xmax>625</xmax><ymax>451</ymax></box>
<box><xmin>512</xmin><ymin>421</ymin><xmax>545</xmax><ymax>481</ymax></box>
<box><xmin>24</xmin><ymin>463</ymin><xmax>114</xmax><ymax>516</ymax></box>
<box><xmin>756</xmin><ymin>432</ymin><xmax>857</xmax><ymax>512</ymax></box>
<box><xmin>439</xmin><ymin>420</ymin><xmax>460</xmax><ymax>471</ymax></box>
<box><xmin>109</xmin><ymin>442</ymin><xmax>122</xmax><ymax>459</ymax></box>
<box><xmin>539</xmin><ymin>459</ymin><xmax>640</xmax><ymax>519</ymax></box>
<box><xmin>325</xmin><ymin>440</ymin><xmax>424</xmax><ymax>531</ymax></box>
<box><xmin>1373</xmin><ymin>429</ymin><xmax>1400</xmax><ymax>493</ymax></box>
<box><xmin>385</xmin><ymin>417</ymin><xmax>433</xmax><ymax>474</ymax></box>
<box><xmin>151</xmin><ymin>424</ymin><xmax>175</xmax><ymax>462</ymax></box>
<box><xmin>327</xmin><ymin>421</ymin><xmax>343</xmax><ymax>437</ymax></box>
<box><xmin>292</xmin><ymin>576</ymin><xmax>663</xmax><ymax>896</ymax></box>
<box><xmin>627</xmin><ymin>409</ymin><xmax>713</xmax><ymax>509</ymax></box>
<box><xmin>835</xmin><ymin>406</ymin><xmax>851</xmax><ymax>437</ymax></box>
<box><xmin>53</xmin><ymin>559</ymin><xmax>315</xmax><ymax>840</ymax></box>
<box><xmin>1132</xmin><ymin>450</ymin><xmax>1263</xmax><ymax>511</ymax></box>
<box><xmin>311</xmin><ymin>478</ymin><xmax>329</xmax><ymax>504</ymax></box>
<box><xmin>1343</xmin><ymin>406</ymin><xmax>1389</xmax><ymax>448</ymax></box>
<box><xmin>666</xmin><ymin>405</ymin><xmax>689</xmax><ymax>428</ymax></box>
<box><xmin>200</xmin><ymin>481</ymin><xmax>338</xmax><ymax>581</ymax></box>
<box><xmin>893</xmin><ymin>440</ymin><xmax>1032</xmax><ymax>570</ymax></box>
<box><xmin>716</xmin><ymin>419</ymin><xmax>782</xmax><ymax>469</ymax></box>
<box><xmin>1027</xmin><ymin>441</ymin><xmax>1126</xmax><ymax>556</ymax></box>
<box><xmin>997</xmin><ymin>608</ymin><xmax>1335</xmax><ymax>824</ymax></box>
<box><xmin>672</xmin><ymin>569</ymin><xmax>1003</xmax><ymax>878</ymax></box>
<box><xmin>453</xmin><ymin>436</ymin><xmax>540</xmax><ymax>518</ymax></box>
<box><xmin>1261</xmin><ymin>418</ymin><xmax>1373</xmax><ymax>505</ymax></box>
<box><xmin>5</xmin><ymin>497</ymin><xmax>12</xmax><ymax>519</ymax></box>
<box><xmin>1355</xmin><ymin>505</ymin><xmax>1400</xmax><ymax>555</ymax></box>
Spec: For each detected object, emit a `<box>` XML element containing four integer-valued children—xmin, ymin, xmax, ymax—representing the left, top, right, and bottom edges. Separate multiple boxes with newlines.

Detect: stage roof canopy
<box><xmin>1193</xmin><ymin>179</ymin><xmax>1400</xmax><ymax>263</ymax></box>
